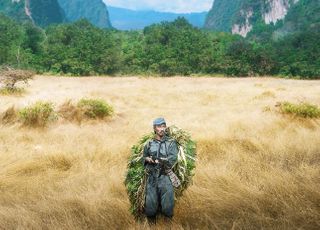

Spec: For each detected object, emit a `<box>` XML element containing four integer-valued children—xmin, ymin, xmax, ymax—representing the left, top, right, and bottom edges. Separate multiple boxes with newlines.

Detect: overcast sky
<box><xmin>103</xmin><ymin>0</ymin><xmax>213</xmax><ymax>13</ymax></box>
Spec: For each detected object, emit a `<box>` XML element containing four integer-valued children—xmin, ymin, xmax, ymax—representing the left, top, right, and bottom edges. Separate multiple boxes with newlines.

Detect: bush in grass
<box><xmin>77</xmin><ymin>99</ymin><xmax>114</xmax><ymax>119</ymax></box>
<box><xmin>279</xmin><ymin>102</ymin><xmax>320</xmax><ymax>118</ymax></box>
<box><xmin>0</xmin><ymin>67</ymin><xmax>34</xmax><ymax>94</ymax></box>
<box><xmin>19</xmin><ymin>101</ymin><xmax>58</xmax><ymax>127</ymax></box>
<box><xmin>125</xmin><ymin>125</ymin><xmax>197</xmax><ymax>220</ymax></box>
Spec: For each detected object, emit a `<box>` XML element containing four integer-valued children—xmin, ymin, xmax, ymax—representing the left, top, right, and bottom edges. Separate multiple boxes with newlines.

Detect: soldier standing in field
<box><xmin>143</xmin><ymin>117</ymin><xmax>178</xmax><ymax>224</ymax></box>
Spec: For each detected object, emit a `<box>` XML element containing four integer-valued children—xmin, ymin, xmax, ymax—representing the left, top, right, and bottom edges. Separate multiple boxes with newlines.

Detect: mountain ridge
<box><xmin>108</xmin><ymin>6</ymin><xmax>207</xmax><ymax>30</ymax></box>
<box><xmin>0</xmin><ymin>0</ymin><xmax>112</xmax><ymax>28</ymax></box>
<box><xmin>57</xmin><ymin>0</ymin><xmax>112</xmax><ymax>28</ymax></box>
<box><xmin>0</xmin><ymin>0</ymin><xmax>65</xmax><ymax>27</ymax></box>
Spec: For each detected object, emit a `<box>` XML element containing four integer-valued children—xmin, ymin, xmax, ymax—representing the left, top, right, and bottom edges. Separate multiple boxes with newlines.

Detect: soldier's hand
<box><xmin>145</xmin><ymin>157</ymin><xmax>155</xmax><ymax>164</ymax></box>
<box><xmin>154</xmin><ymin>159</ymin><xmax>159</xmax><ymax>164</ymax></box>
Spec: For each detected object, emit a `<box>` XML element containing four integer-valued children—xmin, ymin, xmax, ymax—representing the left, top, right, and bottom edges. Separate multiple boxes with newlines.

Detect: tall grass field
<box><xmin>0</xmin><ymin>76</ymin><xmax>319</xmax><ymax>229</ymax></box>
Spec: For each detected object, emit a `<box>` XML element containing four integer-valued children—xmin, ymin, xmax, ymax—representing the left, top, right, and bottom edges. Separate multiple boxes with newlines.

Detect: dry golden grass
<box><xmin>0</xmin><ymin>106</ymin><xmax>18</xmax><ymax>124</ymax></box>
<box><xmin>0</xmin><ymin>76</ymin><xmax>320</xmax><ymax>229</ymax></box>
<box><xmin>58</xmin><ymin>100</ymin><xmax>84</xmax><ymax>124</ymax></box>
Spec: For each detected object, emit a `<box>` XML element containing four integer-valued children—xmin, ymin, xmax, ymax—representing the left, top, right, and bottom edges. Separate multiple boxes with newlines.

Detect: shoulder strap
<box><xmin>148</xmin><ymin>140</ymin><xmax>152</xmax><ymax>151</ymax></box>
<box><xmin>146</xmin><ymin>139</ymin><xmax>152</xmax><ymax>156</ymax></box>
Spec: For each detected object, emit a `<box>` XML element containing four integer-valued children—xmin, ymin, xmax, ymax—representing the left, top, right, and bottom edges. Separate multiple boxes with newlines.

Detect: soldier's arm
<box><xmin>167</xmin><ymin>140</ymin><xmax>178</xmax><ymax>168</ymax></box>
<box><xmin>142</xmin><ymin>142</ymin><xmax>149</xmax><ymax>166</ymax></box>
<box><xmin>143</xmin><ymin>142</ymin><xmax>155</xmax><ymax>166</ymax></box>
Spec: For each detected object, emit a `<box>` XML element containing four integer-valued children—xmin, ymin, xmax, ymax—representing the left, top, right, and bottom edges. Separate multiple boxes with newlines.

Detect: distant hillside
<box><xmin>108</xmin><ymin>6</ymin><xmax>207</xmax><ymax>30</ymax></box>
<box><xmin>57</xmin><ymin>0</ymin><xmax>112</xmax><ymax>28</ymax></box>
<box><xmin>272</xmin><ymin>0</ymin><xmax>320</xmax><ymax>38</ymax></box>
<box><xmin>0</xmin><ymin>0</ymin><xmax>112</xmax><ymax>28</ymax></box>
<box><xmin>204</xmin><ymin>0</ymin><xmax>319</xmax><ymax>38</ymax></box>
<box><xmin>0</xmin><ymin>0</ymin><xmax>28</xmax><ymax>22</ymax></box>
<box><xmin>0</xmin><ymin>0</ymin><xmax>65</xmax><ymax>27</ymax></box>
<box><xmin>204</xmin><ymin>0</ymin><xmax>242</xmax><ymax>32</ymax></box>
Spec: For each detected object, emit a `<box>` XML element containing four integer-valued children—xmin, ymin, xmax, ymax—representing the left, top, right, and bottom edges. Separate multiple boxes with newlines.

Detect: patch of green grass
<box><xmin>0</xmin><ymin>87</ymin><xmax>25</xmax><ymax>95</ymax></box>
<box><xmin>19</xmin><ymin>101</ymin><xmax>58</xmax><ymax>127</ymax></box>
<box><xmin>279</xmin><ymin>102</ymin><xmax>320</xmax><ymax>118</ymax></box>
<box><xmin>77</xmin><ymin>99</ymin><xmax>114</xmax><ymax>119</ymax></box>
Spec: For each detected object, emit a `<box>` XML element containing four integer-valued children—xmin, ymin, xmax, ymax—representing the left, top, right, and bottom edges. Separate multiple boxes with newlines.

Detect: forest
<box><xmin>0</xmin><ymin>14</ymin><xmax>319</xmax><ymax>78</ymax></box>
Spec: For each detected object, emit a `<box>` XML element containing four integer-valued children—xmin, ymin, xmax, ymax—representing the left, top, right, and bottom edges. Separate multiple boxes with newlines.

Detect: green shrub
<box><xmin>19</xmin><ymin>101</ymin><xmax>58</xmax><ymax>127</ymax></box>
<box><xmin>279</xmin><ymin>102</ymin><xmax>320</xmax><ymax>118</ymax></box>
<box><xmin>77</xmin><ymin>99</ymin><xmax>114</xmax><ymax>119</ymax></box>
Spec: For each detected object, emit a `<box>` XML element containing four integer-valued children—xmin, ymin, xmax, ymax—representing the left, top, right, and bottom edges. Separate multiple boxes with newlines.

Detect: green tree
<box><xmin>224</xmin><ymin>39</ymin><xmax>254</xmax><ymax>76</ymax></box>
<box><xmin>143</xmin><ymin>17</ymin><xmax>211</xmax><ymax>76</ymax></box>
<box><xmin>275</xmin><ymin>28</ymin><xmax>320</xmax><ymax>78</ymax></box>
<box><xmin>0</xmin><ymin>14</ymin><xmax>24</xmax><ymax>66</ymax></box>
<box><xmin>200</xmin><ymin>32</ymin><xmax>240</xmax><ymax>74</ymax></box>
<box><xmin>43</xmin><ymin>19</ymin><xmax>121</xmax><ymax>75</ymax></box>
<box><xmin>120</xmin><ymin>31</ymin><xmax>145</xmax><ymax>74</ymax></box>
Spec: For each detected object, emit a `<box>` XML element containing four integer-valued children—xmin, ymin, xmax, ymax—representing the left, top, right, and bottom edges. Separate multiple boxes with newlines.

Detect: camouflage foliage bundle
<box><xmin>125</xmin><ymin>125</ymin><xmax>196</xmax><ymax>219</ymax></box>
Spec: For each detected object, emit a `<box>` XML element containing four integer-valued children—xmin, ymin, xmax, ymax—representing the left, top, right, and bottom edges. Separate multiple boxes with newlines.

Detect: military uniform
<box><xmin>143</xmin><ymin>135</ymin><xmax>178</xmax><ymax>218</ymax></box>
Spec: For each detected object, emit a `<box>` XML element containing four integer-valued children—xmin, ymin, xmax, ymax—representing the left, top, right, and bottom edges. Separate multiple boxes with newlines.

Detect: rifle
<box><xmin>151</xmin><ymin>156</ymin><xmax>181</xmax><ymax>188</ymax></box>
<box><xmin>151</xmin><ymin>156</ymin><xmax>169</xmax><ymax>168</ymax></box>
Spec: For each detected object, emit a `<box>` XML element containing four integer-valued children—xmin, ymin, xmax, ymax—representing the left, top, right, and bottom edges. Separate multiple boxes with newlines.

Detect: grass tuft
<box><xmin>77</xmin><ymin>99</ymin><xmax>114</xmax><ymax>119</ymax></box>
<box><xmin>59</xmin><ymin>99</ymin><xmax>114</xmax><ymax>122</ymax></box>
<box><xmin>19</xmin><ymin>101</ymin><xmax>58</xmax><ymax>127</ymax></box>
<box><xmin>279</xmin><ymin>101</ymin><xmax>320</xmax><ymax>118</ymax></box>
<box><xmin>0</xmin><ymin>106</ymin><xmax>18</xmax><ymax>124</ymax></box>
<box><xmin>58</xmin><ymin>100</ymin><xmax>84</xmax><ymax>123</ymax></box>
<box><xmin>0</xmin><ymin>87</ymin><xmax>26</xmax><ymax>95</ymax></box>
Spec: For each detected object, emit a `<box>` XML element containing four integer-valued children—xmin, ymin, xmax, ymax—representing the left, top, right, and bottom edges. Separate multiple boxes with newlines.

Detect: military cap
<box><xmin>153</xmin><ymin>117</ymin><xmax>166</xmax><ymax>126</ymax></box>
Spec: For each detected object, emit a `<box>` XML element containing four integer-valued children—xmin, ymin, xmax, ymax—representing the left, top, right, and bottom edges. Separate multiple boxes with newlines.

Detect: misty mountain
<box><xmin>0</xmin><ymin>0</ymin><xmax>65</xmax><ymax>27</ymax></box>
<box><xmin>108</xmin><ymin>6</ymin><xmax>207</xmax><ymax>30</ymax></box>
<box><xmin>0</xmin><ymin>0</ymin><xmax>112</xmax><ymax>28</ymax></box>
<box><xmin>57</xmin><ymin>0</ymin><xmax>112</xmax><ymax>28</ymax></box>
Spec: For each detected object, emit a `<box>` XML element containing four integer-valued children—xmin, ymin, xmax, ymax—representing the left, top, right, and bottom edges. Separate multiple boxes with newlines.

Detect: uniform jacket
<box><xmin>143</xmin><ymin>136</ymin><xmax>178</xmax><ymax>173</ymax></box>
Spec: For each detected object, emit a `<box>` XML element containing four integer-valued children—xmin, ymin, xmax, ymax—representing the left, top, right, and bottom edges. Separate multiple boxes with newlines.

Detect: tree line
<box><xmin>0</xmin><ymin>14</ymin><xmax>319</xmax><ymax>78</ymax></box>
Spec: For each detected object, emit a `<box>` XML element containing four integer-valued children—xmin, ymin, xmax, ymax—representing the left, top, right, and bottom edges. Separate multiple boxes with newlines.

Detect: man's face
<box><xmin>154</xmin><ymin>123</ymin><xmax>166</xmax><ymax>137</ymax></box>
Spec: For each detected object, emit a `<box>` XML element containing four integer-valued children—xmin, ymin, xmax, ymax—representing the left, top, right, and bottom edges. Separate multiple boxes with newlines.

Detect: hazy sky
<box><xmin>103</xmin><ymin>0</ymin><xmax>213</xmax><ymax>13</ymax></box>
